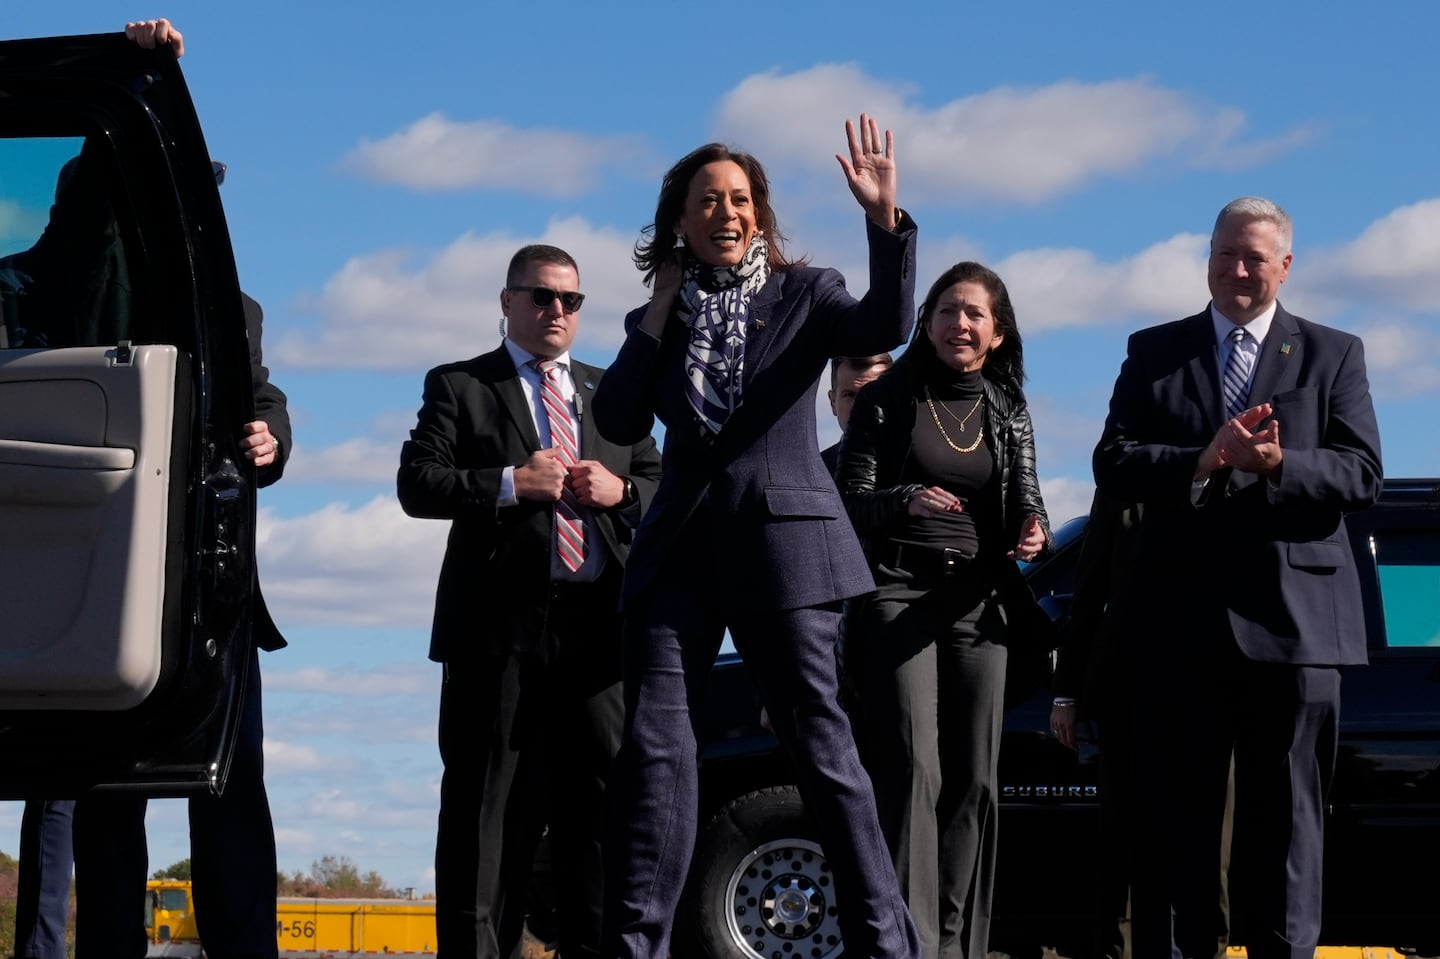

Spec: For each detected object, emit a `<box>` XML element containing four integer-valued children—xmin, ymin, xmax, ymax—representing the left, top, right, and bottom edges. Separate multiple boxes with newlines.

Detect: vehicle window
<box><xmin>1024</xmin><ymin>515</ymin><xmax>1087</xmax><ymax>599</ymax></box>
<box><xmin>1374</xmin><ymin>530</ymin><xmax>1440</xmax><ymax>649</ymax></box>
<box><xmin>159</xmin><ymin>888</ymin><xmax>190</xmax><ymax>911</ymax></box>
<box><xmin>0</xmin><ymin>134</ymin><xmax>137</xmax><ymax>349</ymax></box>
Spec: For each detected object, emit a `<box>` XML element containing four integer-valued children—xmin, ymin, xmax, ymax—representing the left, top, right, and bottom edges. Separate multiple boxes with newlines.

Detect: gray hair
<box><xmin>1212</xmin><ymin>197</ymin><xmax>1293</xmax><ymax>255</ymax></box>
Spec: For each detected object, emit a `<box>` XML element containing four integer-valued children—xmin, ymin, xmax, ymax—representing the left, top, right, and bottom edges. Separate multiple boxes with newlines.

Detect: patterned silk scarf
<box><xmin>678</xmin><ymin>234</ymin><xmax>771</xmax><ymax>437</ymax></box>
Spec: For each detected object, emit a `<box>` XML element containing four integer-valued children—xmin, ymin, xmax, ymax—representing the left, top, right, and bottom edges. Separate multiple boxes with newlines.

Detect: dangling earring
<box><xmin>674</xmin><ymin>229</ymin><xmax>686</xmax><ymax>249</ymax></box>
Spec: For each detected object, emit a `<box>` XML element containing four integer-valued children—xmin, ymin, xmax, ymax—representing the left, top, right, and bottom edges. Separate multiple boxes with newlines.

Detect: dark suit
<box><xmin>1093</xmin><ymin>304</ymin><xmax>1382</xmax><ymax>959</ymax></box>
<box><xmin>1050</xmin><ymin>492</ymin><xmax>1142</xmax><ymax>959</ymax></box>
<box><xmin>66</xmin><ymin>293</ymin><xmax>291</xmax><ymax>959</ymax></box>
<box><xmin>593</xmin><ymin>216</ymin><xmax>922</xmax><ymax>959</ymax></box>
<box><xmin>397</xmin><ymin>344</ymin><xmax>660</xmax><ymax>959</ymax></box>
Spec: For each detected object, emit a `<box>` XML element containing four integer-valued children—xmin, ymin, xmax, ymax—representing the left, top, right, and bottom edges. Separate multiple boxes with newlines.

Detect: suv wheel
<box><xmin>678</xmin><ymin>785</ymin><xmax>844</xmax><ymax>959</ymax></box>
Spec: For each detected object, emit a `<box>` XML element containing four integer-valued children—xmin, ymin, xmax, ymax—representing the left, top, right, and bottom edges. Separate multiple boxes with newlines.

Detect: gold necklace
<box><xmin>925</xmin><ymin>388</ymin><xmax>984</xmax><ymax>454</ymax></box>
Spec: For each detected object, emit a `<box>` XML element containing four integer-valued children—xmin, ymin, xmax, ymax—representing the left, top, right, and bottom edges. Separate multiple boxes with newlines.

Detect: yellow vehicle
<box><xmin>144</xmin><ymin>878</ymin><xmax>1403</xmax><ymax>959</ymax></box>
<box><xmin>145</xmin><ymin>879</ymin><xmax>438</xmax><ymax>957</ymax></box>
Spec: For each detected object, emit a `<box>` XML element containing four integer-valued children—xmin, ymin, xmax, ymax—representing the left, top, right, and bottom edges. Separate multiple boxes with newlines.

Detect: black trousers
<box><xmin>73</xmin><ymin>646</ymin><xmax>278</xmax><ymax>959</ymax></box>
<box><xmin>850</xmin><ymin>571</ymin><xmax>1008</xmax><ymax>959</ymax></box>
<box><xmin>434</xmin><ymin>582</ymin><xmax>624</xmax><ymax>959</ymax></box>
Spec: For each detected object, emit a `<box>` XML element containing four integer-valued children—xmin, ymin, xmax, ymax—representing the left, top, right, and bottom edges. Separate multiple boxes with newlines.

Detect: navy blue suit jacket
<box><xmin>594</xmin><ymin>216</ymin><xmax>917</xmax><ymax>612</ymax></box>
<box><xmin>1094</xmin><ymin>304</ymin><xmax>1382</xmax><ymax>666</ymax></box>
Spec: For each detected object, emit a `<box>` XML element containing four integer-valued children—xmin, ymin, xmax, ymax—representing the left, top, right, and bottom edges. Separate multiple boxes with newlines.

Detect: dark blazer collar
<box><xmin>703</xmin><ymin>271</ymin><xmax>813</xmax><ymax>460</ymax></box>
<box><xmin>1180</xmin><ymin>309</ymin><xmax>1225</xmax><ymax>429</ymax></box>
<box><xmin>1184</xmin><ymin>302</ymin><xmax>1302</xmax><ymax>429</ymax></box>
<box><xmin>737</xmin><ymin>270</ymin><xmax>788</xmax><ymax>374</ymax></box>
<box><xmin>1248</xmin><ymin>303</ymin><xmax>1302</xmax><ymax>408</ymax></box>
<box><xmin>484</xmin><ymin>344</ymin><xmax>606</xmax><ymax>457</ymax></box>
<box><xmin>570</xmin><ymin>358</ymin><xmax>603</xmax><ymax>457</ymax></box>
<box><xmin>475</xmin><ymin>344</ymin><xmax>542</xmax><ymax>451</ymax></box>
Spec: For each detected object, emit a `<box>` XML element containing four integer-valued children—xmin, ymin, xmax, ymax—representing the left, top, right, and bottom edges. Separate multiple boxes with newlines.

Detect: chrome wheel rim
<box><xmin>722</xmin><ymin>837</ymin><xmax>843</xmax><ymax>959</ymax></box>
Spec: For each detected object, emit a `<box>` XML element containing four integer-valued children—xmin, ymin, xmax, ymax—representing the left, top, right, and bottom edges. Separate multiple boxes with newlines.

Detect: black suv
<box><xmin>0</xmin><ymin>35</ymin><xmax>258</xmax><ymax>796</ymax></box>
<box><xmin>674</xmin><ymin>479</ymin><xmax>1440</xmax><ymax>958</ymax></box>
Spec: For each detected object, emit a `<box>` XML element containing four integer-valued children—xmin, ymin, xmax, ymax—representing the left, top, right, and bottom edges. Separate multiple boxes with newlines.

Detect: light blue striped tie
<box><xmin>1222</xmin><ymin>327</ymin><xmax>1255</xmax><ymax>420</ymax></box>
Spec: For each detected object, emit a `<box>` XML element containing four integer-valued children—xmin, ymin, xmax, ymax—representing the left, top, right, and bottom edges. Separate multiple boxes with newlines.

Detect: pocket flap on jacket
<box><xmin>1287</xmin><ymin>540</ymin><xmax>1348</xmax><ymax>570</ymax></box>
<box><xmin>764</xmin><ymin>486</ymin><xmax>840</xmax><ymax>519</ymax></box>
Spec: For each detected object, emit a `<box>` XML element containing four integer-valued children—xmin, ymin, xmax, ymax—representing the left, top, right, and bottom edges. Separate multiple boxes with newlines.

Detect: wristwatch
<box><xmin>619</xmin><ymin>478</ymin><xmax>638</xmax><ymax>508</ymax></box>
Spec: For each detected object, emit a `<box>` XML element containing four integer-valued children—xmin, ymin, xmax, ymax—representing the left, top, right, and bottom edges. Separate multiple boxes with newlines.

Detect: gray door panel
<box><xmin>0</xmin><ymin>344</ymin><xmax>177</xmax><ymax>709</ymax></box>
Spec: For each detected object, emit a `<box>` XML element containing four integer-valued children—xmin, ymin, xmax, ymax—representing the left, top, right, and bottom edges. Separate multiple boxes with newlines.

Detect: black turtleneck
<box><xmin>896</xmin><ymin>359</ymin><xmax>997</xmax><ymax>557</ymax></box>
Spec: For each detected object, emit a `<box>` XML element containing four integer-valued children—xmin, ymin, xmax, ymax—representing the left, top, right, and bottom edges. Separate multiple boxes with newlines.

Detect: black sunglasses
<box><xmin>508</xmin><ymin>285</ymin><xmax>585</xmax><ymax>313</ymax></box>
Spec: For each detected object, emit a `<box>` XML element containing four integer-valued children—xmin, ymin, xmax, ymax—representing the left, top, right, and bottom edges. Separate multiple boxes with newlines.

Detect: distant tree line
<box><xmin>0</xmin><ymin>850</ymin><xmax>23</xmax><ymax>958</ymax></box>
<box><xmin>153</xmin><ymin>852</ymin><xmax>404</xmax><ymax>898</ymax></box>
<box><xmin>277</xmin><ymin>855</ymin><xmax>402</xmax><ymax>899</ymax></box>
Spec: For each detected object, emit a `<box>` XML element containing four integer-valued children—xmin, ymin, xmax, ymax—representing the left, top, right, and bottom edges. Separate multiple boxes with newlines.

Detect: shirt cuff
<box><xmin>499</xmin><ymin>465</ymin><xmax>518</xmax><ymax>507</ymax></box>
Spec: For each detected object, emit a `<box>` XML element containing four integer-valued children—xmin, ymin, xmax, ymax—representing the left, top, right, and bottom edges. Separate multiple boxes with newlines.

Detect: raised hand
<box><xmin>125</xmin><ymin>18</ymin><xmax>184</xmax><ymax>57</ymax></box>
<box><xmin>639</xmin><ymin>254</ymin><xmax>684</xmax><ymax>338</ymax></box>
<box><xmin>835</xmin><ymin>113</ymin><xmax>897</xmax><ymax>230</ymax></box>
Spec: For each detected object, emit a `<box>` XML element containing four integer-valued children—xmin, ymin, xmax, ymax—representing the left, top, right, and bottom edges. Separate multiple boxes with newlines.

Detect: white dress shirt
<box><xmin>499</xmin><ymin>338</ymin><xmax>604</xmax><ymax>582</ymax></box>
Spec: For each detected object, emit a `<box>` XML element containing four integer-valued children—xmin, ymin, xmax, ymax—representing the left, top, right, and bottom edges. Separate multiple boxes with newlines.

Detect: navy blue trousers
<box><xmin>602</xmin><ymin>572</ymin><xmax>921</xmax><ymax>959</ymax></box>
<box><xmin>16</xmin><ymin>798</ymin><xmax>74</xmax><ymax>959</ymax></box>
<box><xmin>1130</xmin><ymin>637</ymin><xmax>1339</xmax><ymax>959</ymax></box>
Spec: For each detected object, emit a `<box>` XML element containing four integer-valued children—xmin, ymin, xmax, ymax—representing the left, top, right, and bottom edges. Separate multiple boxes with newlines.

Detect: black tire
<box><xmin>677</xmin><ymin>785</ymin><xmax>845</xmax><ymax>959</ymax></box>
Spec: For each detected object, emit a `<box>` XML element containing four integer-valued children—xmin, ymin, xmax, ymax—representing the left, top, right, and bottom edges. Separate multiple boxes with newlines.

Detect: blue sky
<box><xmin>5</xmin><ymin>1</ymin><xmax>1438</xmax><ymax>893</ymax></box>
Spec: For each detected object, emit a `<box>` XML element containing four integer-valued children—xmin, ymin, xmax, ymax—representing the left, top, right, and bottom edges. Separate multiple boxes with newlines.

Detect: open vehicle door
<box><xmin>0</xmin><ymin>33</ymin><xmax>256</xmax><ymax>796</ymax></box>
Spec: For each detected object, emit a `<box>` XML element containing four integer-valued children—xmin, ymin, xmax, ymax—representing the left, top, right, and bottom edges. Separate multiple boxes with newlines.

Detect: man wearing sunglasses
<box><xmin>398</xmin><ymin>244</ymin><xmax>662</xmax><ymax>959</ymax></box>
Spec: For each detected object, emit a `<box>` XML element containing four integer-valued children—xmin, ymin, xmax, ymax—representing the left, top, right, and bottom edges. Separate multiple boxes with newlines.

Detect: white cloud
<box><xmin>280</xmin><ymin>411</ymin><xmax>425</xmax><ymax>488</ymax></box>
<box><xmin>286</xmin><ymin>436</ymin><xmax>405</xmax><ymax>487</ymax></box>
<box><xmin>715</xmin><ymin>65</ymin><xmax>1310</xmax><ymax>204</ymax></box>
<box><xmin>302</xmin><ymin>788</ymin><xmax>431</xmax><ymax>829</ymax></box>
<box><xmin>998</xmin><ymin>233</ymin><xmax>1210</xmax><ymax>330</ymax></box>
<box><xmin>273</xmin><ymin>218</ymin><xmax>648</xmax><ymax>373</ymax></box>
<box><xmin>264</xmin><ymin>739</ymin><xmax>332</xmax><ymax>774</ymax></box>
<box><xmin>1038</xmin><ymin>474</ymin><xmax>1095</xmax><ymax>529</ymax></box>
<box><xmin>1028</xmin><ymin>391</ymin><xmax>1110</xmax><ymax>475</ymax></box>
<box><xmin>0</xmin><ymin>198</ymin><xmax>46</xmax><ymax>246</ymax></box>
<box><xmin>268</xmin><ymin>664</ymin><xmax>432</xmax><ymax>697</ymax></box>
<box><xmin>264</xmin><ymin>694</ymin><xmax>432</xmax><ymax>748</ymax></box>
<box><xmin>272</xmin><ymin>826</ymin><xmax>318</xmax><ymax>854</ymax></box>
<box><xmin>342</xmin><ymin>113</ymin><xmax>649</xmax><ymax>196</ymax></box>
<box><xmin>1306</xmin><ymin>198</ymin><xmax>1440</xmax><ymax>312</ymax></box>
<box><xmin>1351</xmin><ymin>322</ymin><xmax>1440</xmax><ymax>397</ymax></box>
<box><xmin>257</xmin><ymin>496</ymin><xmax>447</xmax><ymax>628</ymax></box>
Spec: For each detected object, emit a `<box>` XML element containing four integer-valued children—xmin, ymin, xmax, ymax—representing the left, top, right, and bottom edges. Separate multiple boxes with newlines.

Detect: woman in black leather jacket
<box><xmin>835</xmin><ymin>260</ymin><xmax>1052</xmax><ymax>959</ymax></box>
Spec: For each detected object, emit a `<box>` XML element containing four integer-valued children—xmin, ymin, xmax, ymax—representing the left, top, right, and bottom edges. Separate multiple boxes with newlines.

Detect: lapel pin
<box><xmin>584</xmin><ymin>380</ymin><xmax>595</xmax><ymax>390</ymax></box>
<box><xmin>1279</xmin><ymin>342</ymin><xmax>1292</xmax><ymax>355</ymax></box>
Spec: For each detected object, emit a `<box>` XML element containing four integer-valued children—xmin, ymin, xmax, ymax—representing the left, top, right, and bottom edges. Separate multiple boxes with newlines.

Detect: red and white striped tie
<box><xmin>533</xmin><ymin>360</ymin><xmax>586</xmax><ymax>573</ymax></box>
